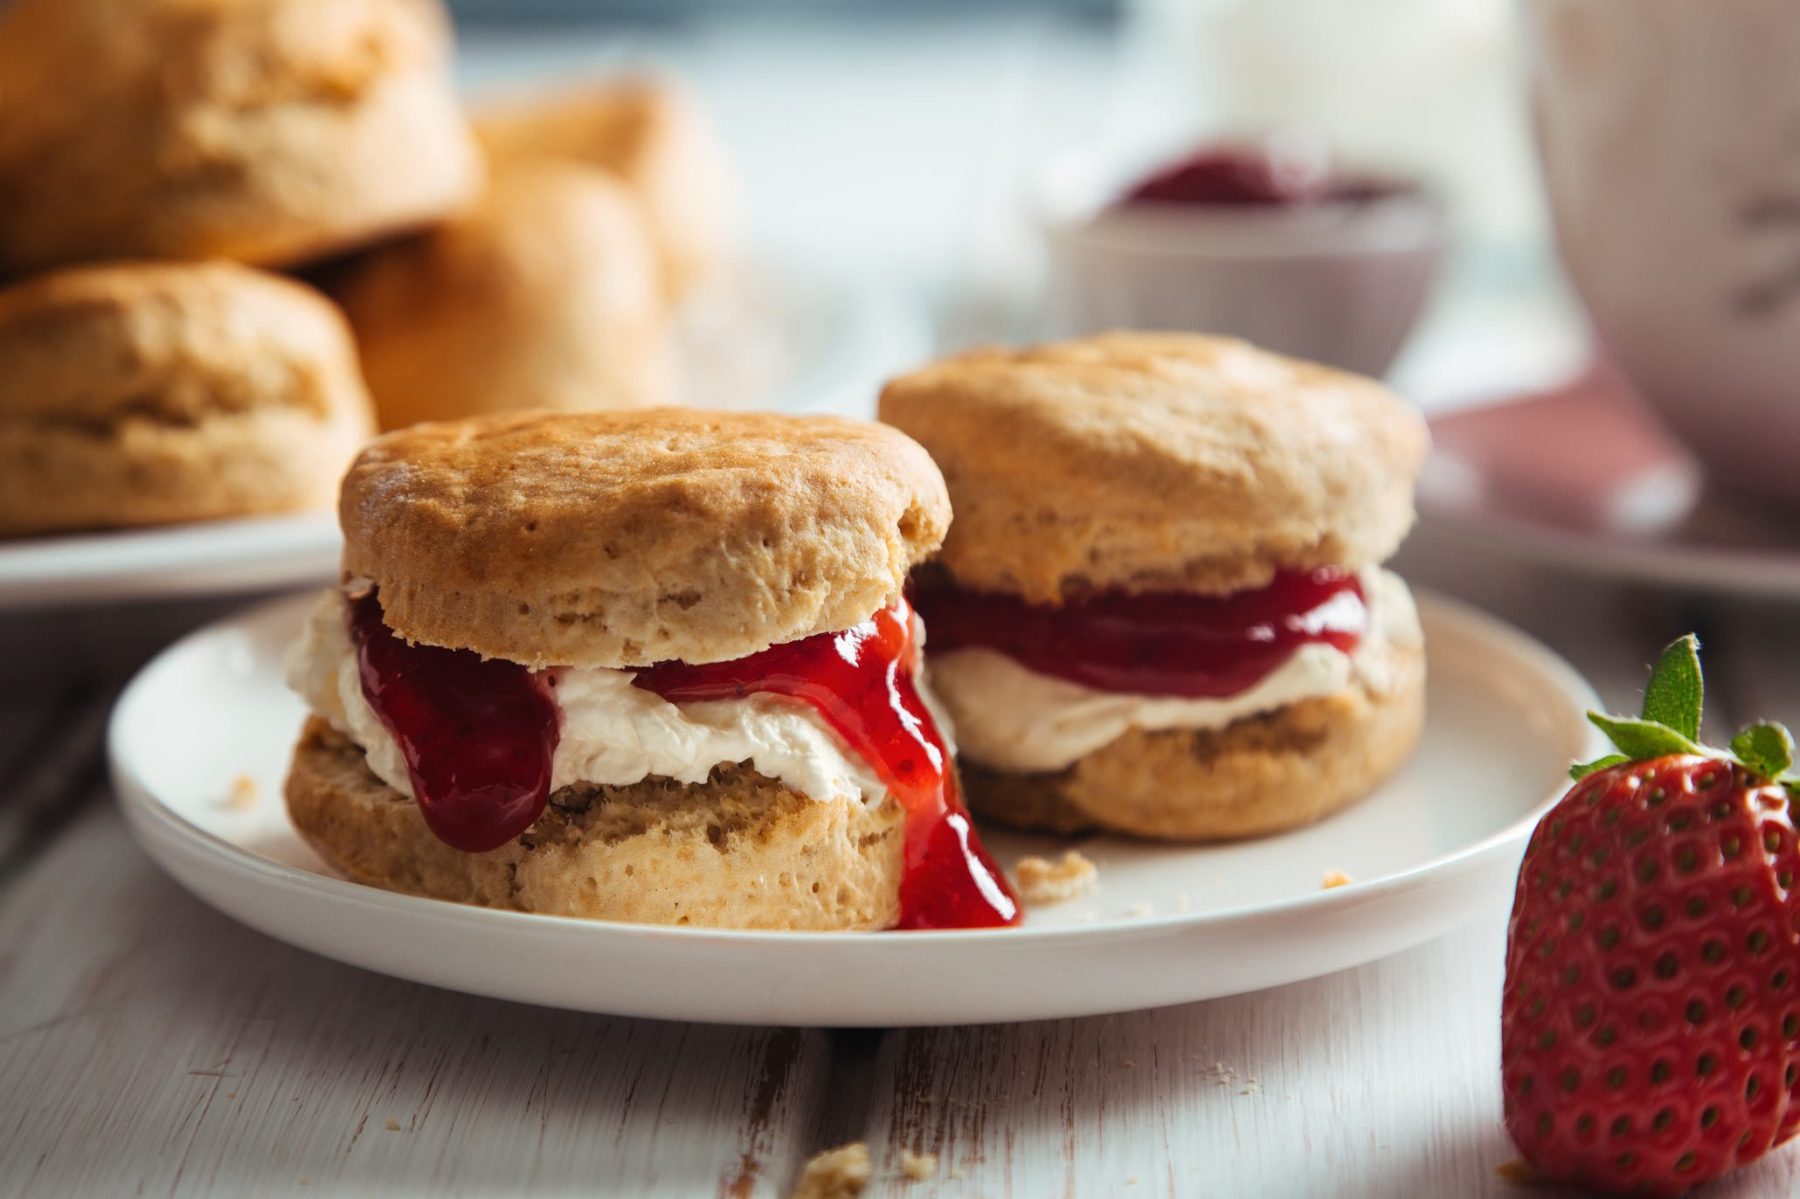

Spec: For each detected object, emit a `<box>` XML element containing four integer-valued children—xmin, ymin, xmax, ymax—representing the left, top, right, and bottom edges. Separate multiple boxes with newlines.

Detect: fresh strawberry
<box><xmin>1502</xmin><ymin>635</ymin><xmax>1800</xmax><ymax>1196</ymax></box>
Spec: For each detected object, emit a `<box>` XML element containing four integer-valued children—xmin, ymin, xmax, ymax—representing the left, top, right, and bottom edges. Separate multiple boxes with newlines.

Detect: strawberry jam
<box><xmin>348</xmin><ymin>591</ymin><xmax>561</xmax><ymax>854</ymax></box>
<box><xmin>632</xmin><ymin>597</ymin><xmax>1019</xmax><ymax>931</ymax></box>
<box><xmin>1120</xmin><ymin>144</ymin><xmax>1403</xmax><ymax>208</ymax></box>
<box><xmin>912</xmin><ymin>567</ymin><xmax>1367</xmax><ymax>699</ymax></box>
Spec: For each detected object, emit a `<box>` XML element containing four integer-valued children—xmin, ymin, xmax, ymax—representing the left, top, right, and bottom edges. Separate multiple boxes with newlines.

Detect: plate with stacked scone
<box><xmin>0</xmin><ymin>0</ymin><xmax>922</xmax><ymax>611</ymax></box>
<box><xmin>110</xmin><ymin>339</ymin><xmax>1601</xmax><ymax>1026</ymax></box>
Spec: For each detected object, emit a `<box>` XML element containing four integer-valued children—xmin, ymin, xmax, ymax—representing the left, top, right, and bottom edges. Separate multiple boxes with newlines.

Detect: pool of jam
<box><xmin>911</xmin><ymin>567</ymin><xmax>1368</xmax><ymax>699</ymax></box>
<box><xmin>347</xmin><ymin>590</ymin><xmax>1018</xmax><ymax>930</ymax></box>
<box><xmin>633</xmin><ymin>596</ymin><xmax>1019</xmax><ymax>931</ymax></box>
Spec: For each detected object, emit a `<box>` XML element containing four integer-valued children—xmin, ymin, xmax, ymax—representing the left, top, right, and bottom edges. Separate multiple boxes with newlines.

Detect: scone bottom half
<box><xmin>888</xmin><ymin>333</ymin><xmax>1430</xmax><ymax>842</ymax></box>
<box><xmin>287</xmin><ymin>410</ymin><xmax>1018</xmax><ymax>932</ymax></box>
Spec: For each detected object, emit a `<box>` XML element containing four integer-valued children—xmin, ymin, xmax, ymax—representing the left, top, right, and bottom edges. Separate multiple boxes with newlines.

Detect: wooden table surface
<box><xmin>3</xmin><ymin>530</ymin><xmax>1800</xmax><ymax>1198</ymax></box>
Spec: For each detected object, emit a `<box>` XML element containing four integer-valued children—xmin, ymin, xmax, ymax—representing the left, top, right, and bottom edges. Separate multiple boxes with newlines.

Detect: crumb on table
<box><xmin>791</xmin><ymin>1142</ymin><xmax>872</xmax><ymax>1199</ymax></box>
<box><xmin>1321</xmin><ymin>868</ymin><xmax>1353</xmax><ymax>890</ymax></box>
<box><xmin>384</xmin><ymin>1118</ymin><xmax>401</xmax><ymax>1132</ymax></box>
<box><xmin>1013</xmin><ymin>850</ymin><xmax>1099</xmax><ymax>905</ymax></box>
<box><xmin>1495</xmin><ymin>1158</ymin><xmax>1547</xmax><ymax>1186</ymax></box>
<box><xmin>900</xmin><ymin>1150</ymin><xmax>937</xmax><ymax>1182</ymax></box>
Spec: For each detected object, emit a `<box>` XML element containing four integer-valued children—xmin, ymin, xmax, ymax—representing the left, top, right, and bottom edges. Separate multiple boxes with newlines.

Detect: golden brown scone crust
<box><xmin>0</xmin><ymin>262</ymin><xmax>374</xmax><ymax>536</ymax></box>
<box><xmin>0</xmin><ymin>0</ymin><xmax>480</xmax><ymax>274</ymax></box>
<box><xmin>328</xmin><ymin>160</ymin><xmax>672</xmax><ymax>431</ymax></box>
<box><xmin>962</xmin><ymin>644</ymin><xmax>1425</xmax><ymax>840</ymax></box>
<box><xmin>286</xmin><ymin>718</ymin><xmax>904</xmax><ymax>929</ymax></box>
<box><xmin>879</xmin><ymin>332</ymin><xmax>1429</xmax><ymax>602</ymax></box>
<box><xmin>340</xmin><ymin>409</ymin><xmax>951</xmax><ymax>667</ymax></box>
<box><xmin>474</xmin><ymin>76</ymin><xmax>732</xmax><ymax>298</ymax></box>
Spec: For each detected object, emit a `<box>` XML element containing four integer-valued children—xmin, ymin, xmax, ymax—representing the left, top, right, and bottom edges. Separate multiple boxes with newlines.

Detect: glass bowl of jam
<box><xmin>1037</xmin><ymin>138</ymin><xmax>1446</xmax><ymax>378</ymax></box>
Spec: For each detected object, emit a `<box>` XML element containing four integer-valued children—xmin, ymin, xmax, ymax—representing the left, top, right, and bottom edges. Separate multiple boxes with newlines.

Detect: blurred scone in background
<box><xmin>0</xmin><ymin>0</ymin><xmax>737</xmax><ymax>536</ymax></box>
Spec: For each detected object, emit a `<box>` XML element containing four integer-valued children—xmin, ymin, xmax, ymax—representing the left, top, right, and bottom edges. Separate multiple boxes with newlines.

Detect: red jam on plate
<box><xmin>349</xmin><ymin>590</ymin><xmax>562</xmax><ymax>854</ymax></box>
<box><xmin>633</xmin><ymin>596</ymin><xmax>1020</xmax><ymax>931</ymax></box>
<box><xmin>349</xmin><ymin>589</ymin><xmax>1019</xmax><ymax>931</ymax></box>
<box><xmin>1120</xmin><ymin>144</ymin><xmax>1403</xmax><ymax>209</ymax></box>
<box><xmin>911</xmin><ymin>567</ymin><xmax>1368</xmax><ymax>700</ymax></box>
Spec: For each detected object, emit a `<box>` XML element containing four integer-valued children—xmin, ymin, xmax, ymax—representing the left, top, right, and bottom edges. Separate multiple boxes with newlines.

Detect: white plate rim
<box><xmin>109</xmin><ymin>588</ymin><xmax>1603</xmax><ymax>950</ymax></box>
<box><xmin>1416</xmin><ymin>494</ymin><xmax>1800</xmax><ymax>600</ymax></box>
<box><xmin>1416</xmin><ymin>391</ymin><xmax>1800</xmax><ymax>600</ymax></box>
<box><xmin>0</xmin><ymin>512</ymin><xmax>342</xmax><ymax>611</ymax></box>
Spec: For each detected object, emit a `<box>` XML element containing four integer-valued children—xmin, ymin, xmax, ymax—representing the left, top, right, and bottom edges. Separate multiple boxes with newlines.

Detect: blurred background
<box><xmin>444</xmin><ymin>0</ymin><xmax>1578</xmax><ymax>400</ymax></box>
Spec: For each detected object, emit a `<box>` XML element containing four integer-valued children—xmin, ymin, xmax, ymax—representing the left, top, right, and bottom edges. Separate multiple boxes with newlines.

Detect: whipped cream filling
<box><xmin>925</xmin><ymin>567</ymin><xmax>1423</xmax><ymax>773</ymax></box>
<box><xmin>286</xmin><ymin>590</ymin><xmax>926</xmax><ymax>807</ymax></box>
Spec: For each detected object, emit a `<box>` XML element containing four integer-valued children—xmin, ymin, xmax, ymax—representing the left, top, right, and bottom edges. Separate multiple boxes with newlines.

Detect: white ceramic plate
<box><xmin>0</xmin><ymin>513</ymin><xmax>342</xmax><ymax>613</ymax></box>
<box><xmin>110</xmin><ymin>590</ymin><xmax>1601</xmax><ymax>1027</ymax></box>
<box><xmin>0</xmin><ymin>270</ymin><xmax>925</xmax><ymax>613</ymax></box>
<box><xmin>1418</xmin><ymin>367</ymin><xmax>1800</xmax><ymax>599</ymax></box>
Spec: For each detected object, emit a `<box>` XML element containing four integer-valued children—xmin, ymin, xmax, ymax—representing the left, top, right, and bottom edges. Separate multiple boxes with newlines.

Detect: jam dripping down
<box><xmin>911</xmin><ymin>567</ymin><xmax>1368</xmax><ymax>699</ymax></box>
<box><xmin>348</xmin><ymin>591</ymin><xmax>561</xmax><ymax>853</ymax></box>
<box><xmin>632</xmin><ymin>597</ymin><xmax>1020</xmax><ymax>931</ymax></box>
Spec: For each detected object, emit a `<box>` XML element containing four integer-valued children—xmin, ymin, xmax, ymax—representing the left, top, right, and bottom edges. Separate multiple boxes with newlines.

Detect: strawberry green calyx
<box><xmin>1571</xmin><ymin>634</ymin><xmax>1800</xmax><ymax>791</ymax></box>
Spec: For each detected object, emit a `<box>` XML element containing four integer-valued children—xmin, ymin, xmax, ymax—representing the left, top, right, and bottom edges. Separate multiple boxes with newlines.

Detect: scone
<box><xmin>0</xmin><ymin>262</ymin><xmax>374</xmax><ymax>537</ymax></box>
<box><xmin>283</xmin><ymin>410</ymin><xmax>1018</xmax><ymax>931</ymax></box>
<box><xmin>0</xmin><ymin>0</ymin><xmax>479</xmax><ymax>274</ymax></box>
<box><xmin>879</xmin><ymin>332</ymin><xmax>1430</xmax><ymax>842</ymax></box>
<box><xmin>474</xmin><ymin>76</ymin><xmax>732</xmax><ymax>298</ymax></box>
<box><xmin>325</xmin><ymin>161</ymin><xmax>673</xmax><ymax>431</ymax></box>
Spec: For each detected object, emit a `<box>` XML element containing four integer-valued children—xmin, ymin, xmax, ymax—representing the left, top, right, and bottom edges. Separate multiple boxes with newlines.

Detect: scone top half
<box><xmin>879</xmin><ymin>332</ymin><xmax>1427</xmax><ymax>603</ymax></box>
<box><xmin>879</xmin><ymin>332</ymin><xmax>1431</xmax><ymax>842</ymax></box>
<box><xmin>339</xmin><ymin>409</ymin><xmax>947</xmax><ymax>667</ymax></box>
<box><xmin>288</xmin><ymin>409</ymin><xmax>1018</xmax><ymax>932</ymax></box>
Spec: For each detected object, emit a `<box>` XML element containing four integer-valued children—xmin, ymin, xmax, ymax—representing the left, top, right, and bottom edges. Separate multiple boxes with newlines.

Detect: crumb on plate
<box><xmin>225</xmin><ymin>773</ymin><xmax>259</xmax><ymax>810</ymax></box>
<box><xmin>791</xmin><ymin>1142</ymin><xmax>872</xmax><ymax>1199</ymax></box>
<box><xmin>1013</xmin><ymin>850</ymin><xmax>1098</xmax><ymax>904</ymax></box>
<box><xmin>1322</xmin><ymin>868</ymin><xmax>1353</xmax><ymax>890</ymax></box>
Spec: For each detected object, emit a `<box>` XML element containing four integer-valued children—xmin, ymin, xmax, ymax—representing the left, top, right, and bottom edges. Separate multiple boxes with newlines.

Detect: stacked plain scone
<box><xmin>0</xmin><ymin>0</ymin><xmax>479</xmax><ymax>273</ymax></box>
<box><xmin>284</xmin><ymin>409</ymin><xmax>1018</xmax><ymax>932</ymax></box>
<box><xmin>327</xmin><ymin>76</ymin><xmax>734</xmax><ymax>428</ymax></box>
<box><xmin>881</xmin><ymin>332</ymin><xmax>1430</xmax><ymax>841</ymax></box>
<box><xmin>0</xmin><ymin>264</ymin><xmax>373</xmax><ymax>537</ymax></box>
<box><xmin>327</xmin><ymin>161</ymin><xmax>673</xmax><ymax>429</ymax></box>
<box><xmin>474</xmin><ymin>77</ymin><xmax>735</xmax><ymax>302</ymax></box>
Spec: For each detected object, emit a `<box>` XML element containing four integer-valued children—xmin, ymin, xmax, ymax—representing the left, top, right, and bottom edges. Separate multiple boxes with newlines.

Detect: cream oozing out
<box><xmin>285</xmin><ymin>589</ymin><xmax>942</xmax><ymax>807</ymax></box>
<box><xmin>924</xmin><ymin>567</ymin><xmax>1424</xmax><ymax>772</ymax></box>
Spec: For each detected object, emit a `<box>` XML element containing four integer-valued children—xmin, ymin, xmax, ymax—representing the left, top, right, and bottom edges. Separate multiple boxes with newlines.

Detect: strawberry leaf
<box><xmin>1731</xmin><ymin>723</ymin><xmax>1794</xmax><ymax>782</ymax></box>
<box><xmin>1641</xmin><ymin>634</ymin><xmax>1703</xmax><ymax>741</ymax></box>
<box><xmin>1570</xmin><ymin>754</ymin><xmax>1630</xmax><ymax>781</ymax></box>
<box><xmin>1588</xmin><ymin>712</ymin><xmax>1702</xmax><ymax>760</ymax></box>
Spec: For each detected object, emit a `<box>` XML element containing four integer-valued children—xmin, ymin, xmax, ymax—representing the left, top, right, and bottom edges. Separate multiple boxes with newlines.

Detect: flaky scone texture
<box><xmin>473</xmin><ymin>76</ymin><xmax>732</xmax><ymax>297</ymax></box>
<box><xmin>286</xmin><ymin>719</ymin><xmax>904</xmax><ymax>929</ymax></box>
<box><xmin>0</xmin><ymin>262</ymin><xmax>374</xmax><ymax>535</ymax></box>
<box><xmin>0</xmin><ymin>0</ymin><xmax>480</xmax><ymax>274</ymax></box>
<box><xmin>340</xmin><ymin>409</ymin><xmax>951</xmax><ymax>667</ymax></box>
<box><xmin>329</xmin><ymin>160</ymin><xmax>672</xmax><ymax>431</ymax></box>
<box><xmin>880</xmin><ymin>332</ymin><xmax>1429</xmax><ymax>602</ymax></box>
<box><xmin>962</xmin><ymin>643</ymin><xmax>1425</xmax><ymax>841</ymax></box>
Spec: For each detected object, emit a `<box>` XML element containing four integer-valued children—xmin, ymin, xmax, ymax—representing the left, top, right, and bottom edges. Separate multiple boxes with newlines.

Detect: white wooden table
<box><xmin>4</xmin><ymin>528</ymin><xmax>1800</xmax><ymax>1198</ymax></box>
